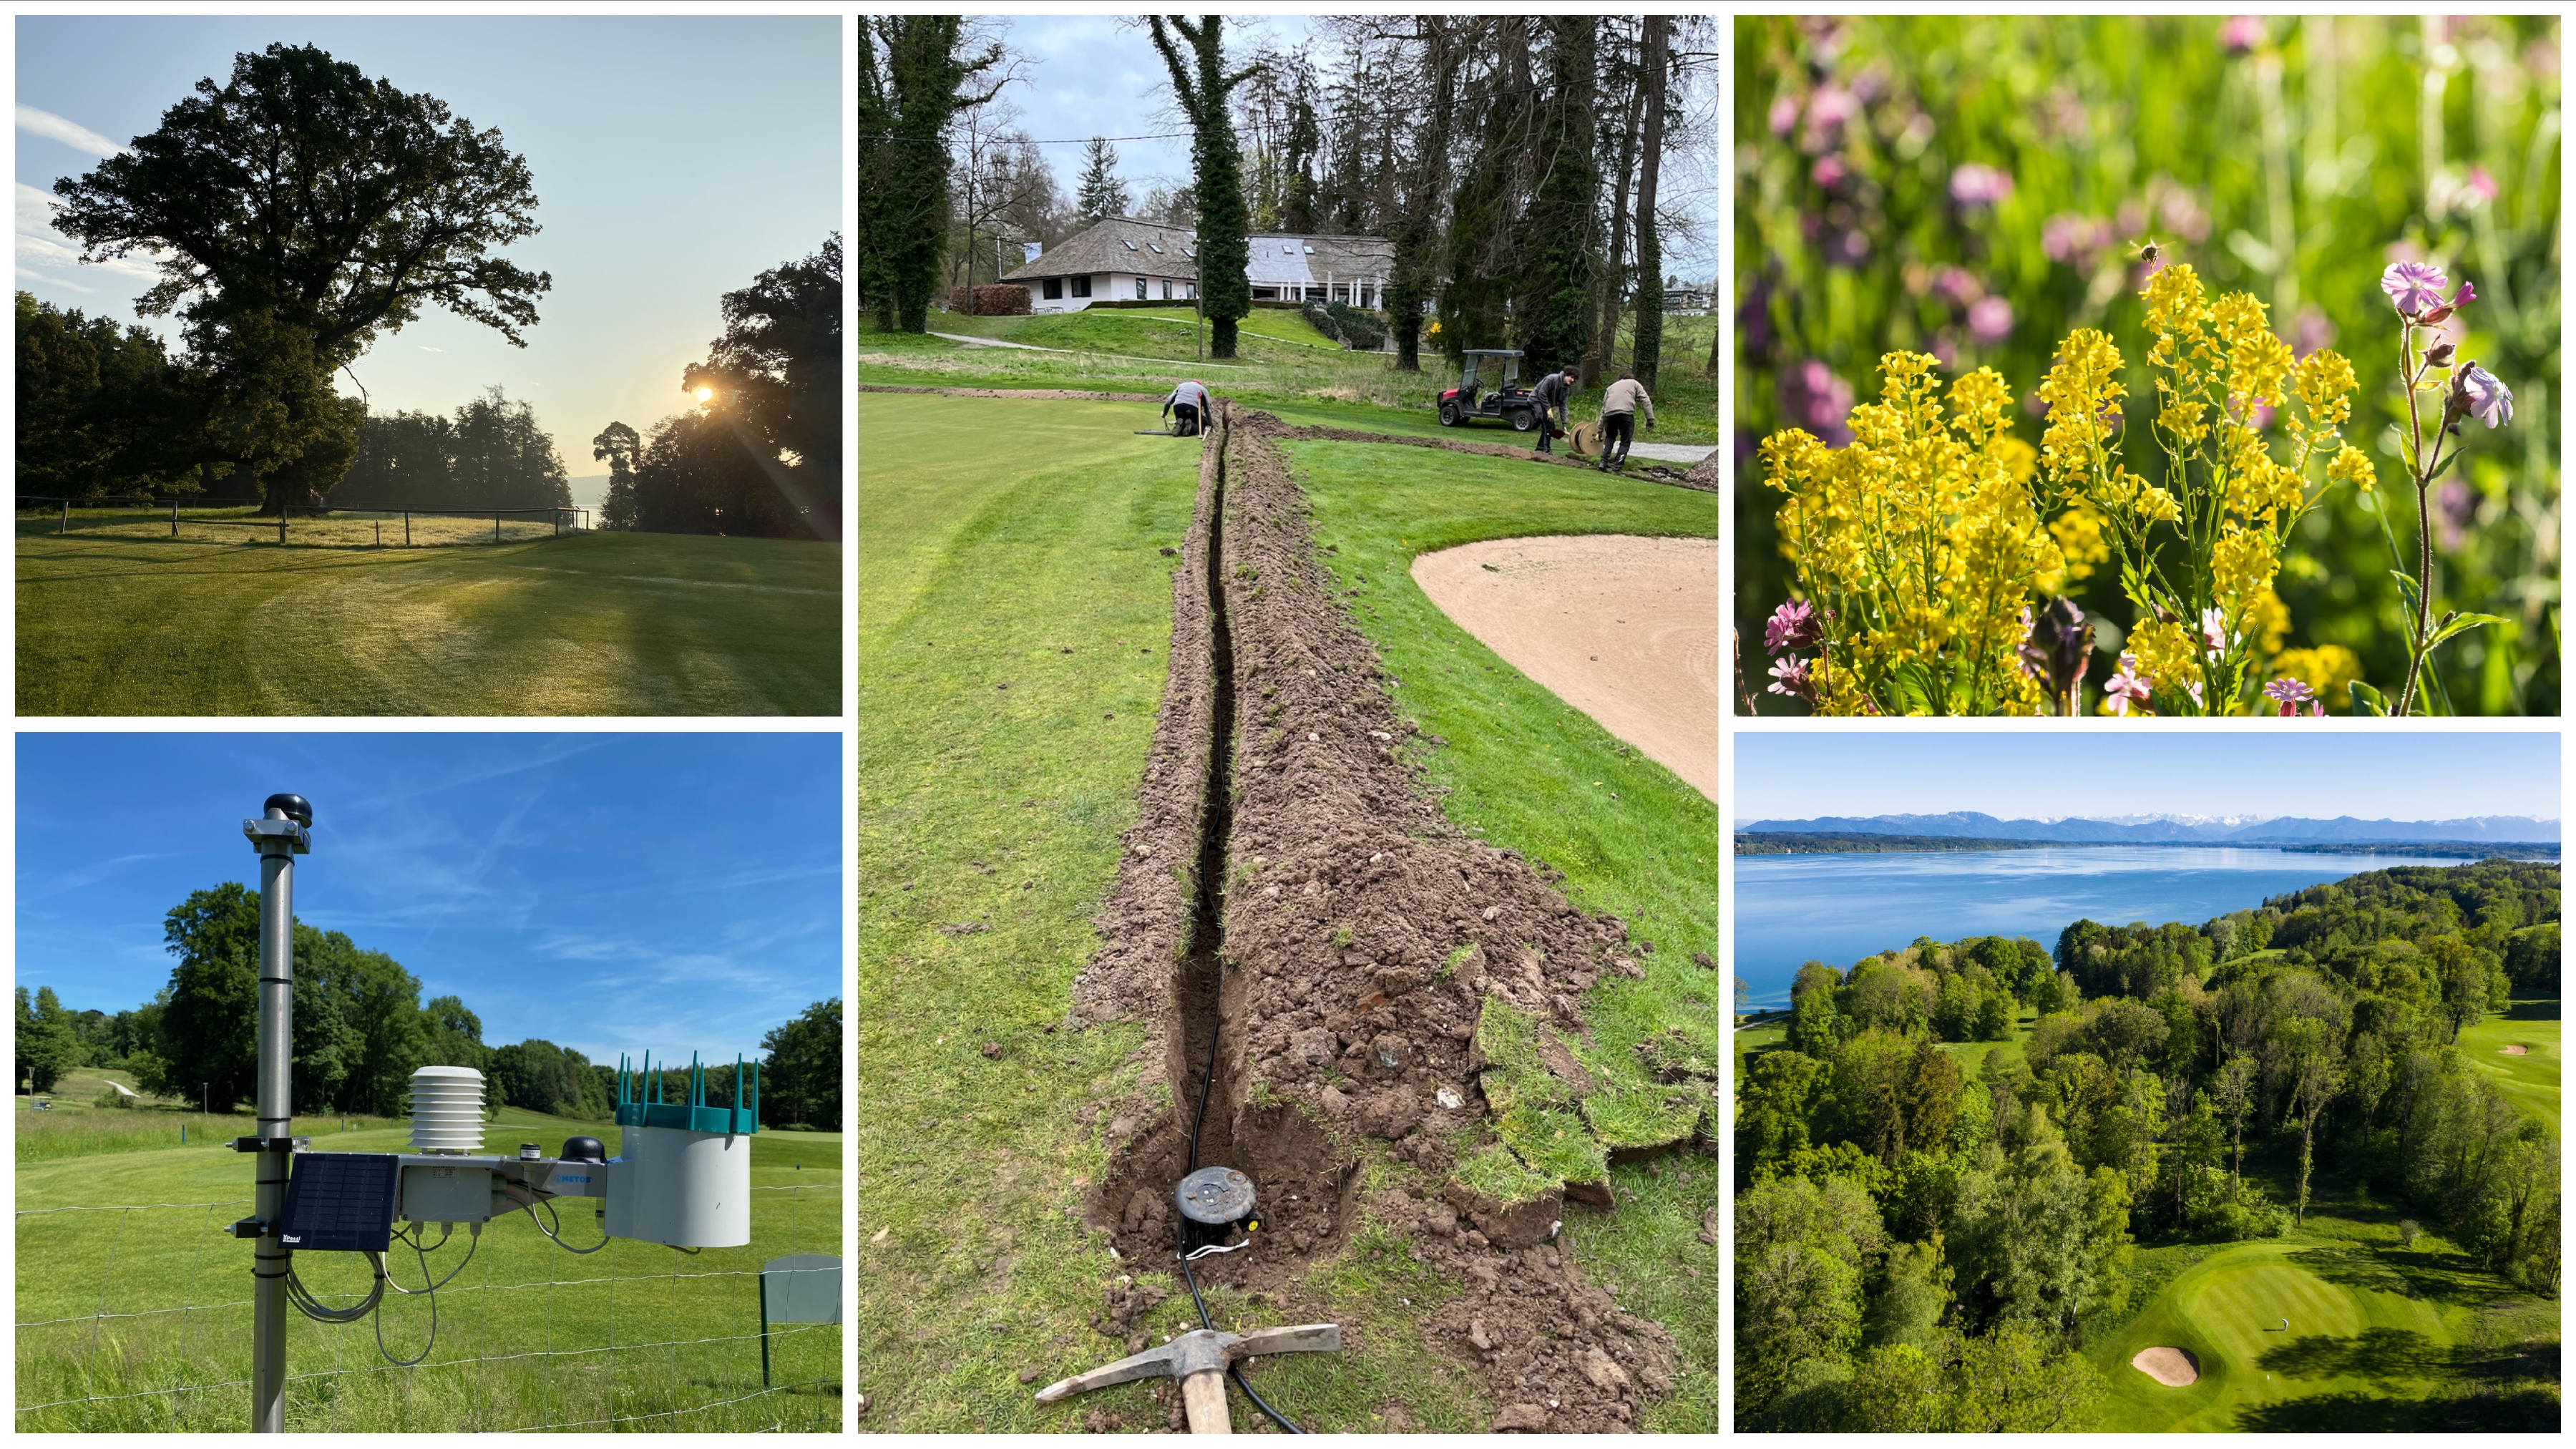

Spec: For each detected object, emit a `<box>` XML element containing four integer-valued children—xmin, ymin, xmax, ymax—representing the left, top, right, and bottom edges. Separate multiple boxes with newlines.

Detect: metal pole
<box><xmin>760</xmin><ymin>1271</ymin><xmax>772</xmax><ymax>1388</ymax></box>
<box><xmin>59</xmin><ymin>499</ymin><xmax>69</xmax><ymax>535</ymax></box>
<box><xmin>172</xmin><ymin>499</ymin><xmax>179</xmax><ymax>537</ymax></box>
<box><xmin>244</xmin><ymin>794</ymin><xmax>311</xmax><ymax>1433</ymax></box>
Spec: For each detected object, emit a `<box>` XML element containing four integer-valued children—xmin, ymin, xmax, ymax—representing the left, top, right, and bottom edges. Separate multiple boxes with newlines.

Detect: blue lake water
<box><xmin>1734</xmin><ymin>846</ymin><xmax>2489</xmax><ymax>1009</ymax></box>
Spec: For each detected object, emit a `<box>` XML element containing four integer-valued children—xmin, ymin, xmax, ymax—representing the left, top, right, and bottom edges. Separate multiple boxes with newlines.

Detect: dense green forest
<box><xmin>1737</xmin><ymin>859</ymin><xmax>2560</xmax><ymax>1430</ymax></box>
<box><xmin>14</xmin><ymin>881</ymin><xmax>842</xmax><ymax>1132</ymax></box>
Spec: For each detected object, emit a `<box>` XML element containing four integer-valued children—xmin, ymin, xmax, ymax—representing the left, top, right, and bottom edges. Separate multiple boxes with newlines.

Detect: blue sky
<box><xmin>16</xmin><ymin>16</ymin><xmax>841</xmax><ymax>507</ymax></box>
<box><xmin>1737</xmin><ymin>731</ymin><xmax>2563</xmax><ymax>824</ymax></box>
<box><xmin>16</xmin><ymin>733</ymin><xmax>841</xmax><ymax>1065</ymax></box>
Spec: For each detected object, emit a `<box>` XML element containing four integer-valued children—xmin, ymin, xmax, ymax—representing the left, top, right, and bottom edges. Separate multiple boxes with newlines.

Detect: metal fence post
<box><xmin>243</xmin><ymin>794</ymin><xmax>311</xmax><ymax>1433</ymax></box>
<box><xmin>494</xmin><ymin>511</ymin><xmax>501</xmax><ymax>544</ymax></box>
<box><xmin>59</xmin><ymin>499</ymin><xmax>69</xmax><ymax>535</ymax></box>
<box><xmin>405</xmin><ymin>512</ymin><xmax>412</xmax><ymax>547</ymax></box>
<box><xmin>171</xmin><ymin>499</ymin><xmax>179</xmax><ymax>538</ymax></box>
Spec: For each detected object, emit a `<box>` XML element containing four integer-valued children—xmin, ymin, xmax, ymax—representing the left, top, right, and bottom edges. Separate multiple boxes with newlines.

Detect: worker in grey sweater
<box><xmin>1598</xmin><ymin>370</ymin><xmax>1655</xmax><ymax>472</ymax></box>
<box><xmin>1162</xmin><ymin>379</ymin><xmax>1212</xmax><ymax>436</ymax></box>
<box><xmin>1531</xmin><ymin>365</ymin><xmax>1578</xmax><ymax>455</ymax></box>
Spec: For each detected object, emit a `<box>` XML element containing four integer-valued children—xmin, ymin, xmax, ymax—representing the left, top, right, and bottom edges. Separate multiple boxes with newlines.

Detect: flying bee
<box><xmin>2126</xmin><ymin>237</ymin><xmax>2163</xmax><ymax>269</ymax></box>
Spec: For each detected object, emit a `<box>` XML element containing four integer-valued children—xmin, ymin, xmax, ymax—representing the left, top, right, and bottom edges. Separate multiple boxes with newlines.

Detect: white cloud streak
<box><xmin>16</xmin><ymin>103</ymin><xmax>129</xmax><ymax>159</ymax></box>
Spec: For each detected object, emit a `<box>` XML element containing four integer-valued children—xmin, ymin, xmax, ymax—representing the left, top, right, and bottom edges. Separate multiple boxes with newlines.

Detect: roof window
<box><xmin>1121</xmin><ymin>239</ymin><xmax>1137</xmax><ymax>250</ymax></box>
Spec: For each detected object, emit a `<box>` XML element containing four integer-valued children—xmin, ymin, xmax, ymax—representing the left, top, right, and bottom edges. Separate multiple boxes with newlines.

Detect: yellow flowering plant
<box><xmin>1756</xmin><ymin>263</ymin><xmax>2406</xmax><ymax>717</ymax></box>
<box><xmin>1757</xmin><ymin>355</ymin><xmax>2060</xmax><ymax>715</ymax></box>
<box><xmin>2030</xmin><ymin>263</ymin><xmax>2371</xmax><ymax>715</ymax></box>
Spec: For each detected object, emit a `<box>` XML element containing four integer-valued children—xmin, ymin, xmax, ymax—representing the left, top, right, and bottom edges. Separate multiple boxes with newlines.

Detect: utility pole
<box><xmin>240</xmin><ymin>794</ymin><xmax>311</xmax><ymax>1433</ymax></box>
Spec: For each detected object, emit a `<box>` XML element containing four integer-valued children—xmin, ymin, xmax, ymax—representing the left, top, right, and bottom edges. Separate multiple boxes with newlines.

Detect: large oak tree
<box><xmin>51</xmin><ymin>43</ymin><xmax>550</xmax><ymax>514</ymax></box>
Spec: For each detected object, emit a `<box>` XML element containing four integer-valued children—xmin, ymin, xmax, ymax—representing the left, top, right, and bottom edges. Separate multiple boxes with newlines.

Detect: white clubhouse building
<box><xmin>1001</xmin><ymin>217</ymin><xmax>1394</xmax><ymax>314</ymax></box>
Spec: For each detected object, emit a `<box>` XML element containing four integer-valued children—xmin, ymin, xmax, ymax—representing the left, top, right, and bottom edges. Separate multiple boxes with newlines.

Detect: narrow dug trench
<box><xmin>1078</xmin><ymin>402</ymin><xmax>1691</xmax><ymax>1433</ymax></box>
<box><xmin>1091</xmin><ymin>401</ymin><xmax>1362</xmax><ymax>1287</ymax></box>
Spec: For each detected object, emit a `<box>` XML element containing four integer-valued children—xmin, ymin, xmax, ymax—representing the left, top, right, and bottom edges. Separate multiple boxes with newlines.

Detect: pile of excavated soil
<box><xmin>1277</xmin><ymin>423</ymin><xmax>1712</xmax><ymax>493</ymax></box>
<box><xmin>2130</xmin><ymin>1347</ymin><xmax>2201</xmax><ymax>1387</ymax></box>
<box><xmin>2501</xmin><ymin>1043</ymin><xmax>2531</xmax><ymax>1055</ymax></box>
<box><xmin>1073</xmin><ymin>403</ymin><xmax>1686</xmax><ymax>1433</ymax></box>
<box><xmin>857</xmin><ymin>384</ymin><xmax>1166</xmax><ymax>402</ymax></box>
<box><xmin>1409</xmin><ymin>536</ymin><xmax>1722</xmax><ymax>803</ymax></box>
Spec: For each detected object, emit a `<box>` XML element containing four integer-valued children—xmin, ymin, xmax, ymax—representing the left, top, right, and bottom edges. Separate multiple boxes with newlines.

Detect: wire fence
<box><xmin>16</xmin><ymin>496</ymin><xmax>593</xmax><ymax>548</ymax></box>
<box><xmin>16</xmin><ymin>1183</ymin><xmax>840</xmax><ymax>1433</ymax></box>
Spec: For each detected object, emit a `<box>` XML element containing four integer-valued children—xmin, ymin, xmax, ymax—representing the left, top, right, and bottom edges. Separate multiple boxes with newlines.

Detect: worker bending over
<box><xmin>1163</xmin><ymin>379</ymin><xmax>1213</xmax><ymax>436</ymax></box>
<box><xmin>1531</xmin><ymin>365</ymin><xmax>1578</xmax><ymax>455</ymax></box>
<box><xmin>1598</xmin><ymin>370</ymin><xmax>1655</xmax><ymax>472</ymax></box>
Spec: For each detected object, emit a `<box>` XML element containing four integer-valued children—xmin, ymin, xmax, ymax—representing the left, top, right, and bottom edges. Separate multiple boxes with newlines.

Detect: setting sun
<box><xmin>694</xmin><ymin>386</ymin><xmax>714</xmax><ymax>402</ymax></box>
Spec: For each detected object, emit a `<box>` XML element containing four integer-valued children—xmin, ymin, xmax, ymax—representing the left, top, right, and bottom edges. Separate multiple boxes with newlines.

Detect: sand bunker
<box><xmin>2502</xmin><ymin>1043</ymin><xmax>2530</xmax><ymax>1055</ymax></box>
<box><xmin>1411</xmin><ymin>536</ymin><xmax>1720</xmax><ymax>803</ymax></box>
<box><xmin>2131</xmin><ymin>1347</ymin><xmax>2201</xmax><ymax>1387</ymax></box>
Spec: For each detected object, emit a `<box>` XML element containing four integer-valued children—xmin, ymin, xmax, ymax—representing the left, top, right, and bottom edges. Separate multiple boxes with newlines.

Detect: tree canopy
<box><xmin>1737</xmin><ymin>859</ymin><xmax>2561</xmax><ymax>1430</ymax></box>
<box><xmin>50</xmin><ymin>43</ymin><xmax>550</xmax><ymax>511</ymax></box>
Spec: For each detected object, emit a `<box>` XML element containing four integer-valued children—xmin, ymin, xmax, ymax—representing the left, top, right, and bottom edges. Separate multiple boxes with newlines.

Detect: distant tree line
<box><xmin>595</xmin><ymin>236</ymin><xmax>843</xmax><ymax>541</ymax></box>
<box><xmin>14</xmin><ymin>882</ymin><xmax>842</xmax><ymax>1133</ymax></box>
<box><xmin>331</xmin><ymin>387</ymin><xmax>572</xmax><ymax>513</ymax></box>
<box><xmin>1737</xmin><ymin>860</ymin><xmax>2560</xmax><ymax>1431</ymax></box>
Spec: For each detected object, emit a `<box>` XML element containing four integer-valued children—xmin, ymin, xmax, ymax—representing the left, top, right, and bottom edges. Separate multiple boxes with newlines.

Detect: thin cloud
<box><xmin>16</xmin><ymin>180</ymin><xmax>159</xmax><ymax>288</ymax></box>
<box><xmin>17</xmin><ymin>102</ymin><xmax>128</xmax><ymax>158</ymax></box>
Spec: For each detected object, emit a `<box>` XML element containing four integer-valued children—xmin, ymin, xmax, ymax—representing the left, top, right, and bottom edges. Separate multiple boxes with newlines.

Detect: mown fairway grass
<box><xmin>859</xmin><ymin>308</ymin><xmax>1721</xmax><ymax>445</ymax></box>
<box><xmin>17</xmin><ymin>527</ymin><xmax>840</xmax><ymax>716</ymax></box>
<box><xmin>1285</xmin><ymin>437</ymin><xmax>1727</xmax><ymax>1430</ymax></box>
<box><xmin>2457</xmin><ymin>999</ymin><xmax>2560</xmax><ymax>1126</ymax></box>
<box><xmin>16</xmin><ymin>1103</ymin><xmax>841</xmax><ymax>1432</ymax></box>
<box><xmin>2091</xmin><ymin>1192</ymin><xmax>2556</xmax><ymax>1432</ymax></box>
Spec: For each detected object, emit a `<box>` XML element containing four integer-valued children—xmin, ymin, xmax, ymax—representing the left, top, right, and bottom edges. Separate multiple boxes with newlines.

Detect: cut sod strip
<box><xmin>1409</xmin><ymin>536</ymin><xmax>1722</xmax><ymax>804</ymax></box>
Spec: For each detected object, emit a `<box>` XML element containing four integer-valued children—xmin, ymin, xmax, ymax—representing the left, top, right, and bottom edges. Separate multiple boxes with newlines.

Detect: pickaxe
<box><xmin>1035</xmin><ymin>1324</ymin><xmax>1341</xmax><ymax>1434</ymax></box>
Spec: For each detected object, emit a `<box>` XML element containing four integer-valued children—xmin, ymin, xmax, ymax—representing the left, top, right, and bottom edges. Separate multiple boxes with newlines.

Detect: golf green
<box><xmin>17</xmin><ymin>529</ymin><xmax>841</xmax><ymax>716</ymax></box>
<box><xmin>2457</xmin><ymin>1002</ymin><xmax>2560</xmax><ymax>1127</ymax></box>
<box><xmin>2094</xmin><ymin>1238</ymin><xmax>2454</xmax><ymax>1430</ymax></box>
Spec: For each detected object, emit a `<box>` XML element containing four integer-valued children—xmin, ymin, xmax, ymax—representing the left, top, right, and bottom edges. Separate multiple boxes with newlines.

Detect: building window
<box><xmin>1043</xmin><ymin>277</ymin><xmax>1063</xmax><ymax>301</ymax></box>
<box><xmin>1186</xmin><ymin>283</ymin><xmax>1197</xmax><ymax>300</ymax></box>
<box><xmin>1136</xmin><ymin>277</ymin><xmax>1148</xmax><ymax>301</ymax></box>
<box><xmin>1252</xmin><ymin>286</ymin><xmax>1278</xmax><ymax>301</ymax></box>
<box><xmin>1332</xmin><ymin>285</ymin><xmax>1350</xmax><ymax>304</ymax></box>
<box><xmin>1161</xmin><ymin>280</ymin><xmax>1173</xmax><ymax>300</ymax></box>
<box><xmin>1070</xmin><ymin>275</ymin><xmax>1092</xmax><ymax>298</ymax></box>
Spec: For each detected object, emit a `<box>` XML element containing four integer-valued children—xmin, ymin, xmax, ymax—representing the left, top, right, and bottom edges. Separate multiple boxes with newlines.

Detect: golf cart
<box><xmin>1438</xmin><ymin>348</ymin><xmax>1539</xmax><ymax>431</ymax></box>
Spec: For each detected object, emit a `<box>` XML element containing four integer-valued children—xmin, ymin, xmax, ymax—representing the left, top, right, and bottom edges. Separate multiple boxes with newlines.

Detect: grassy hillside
<box><xmin>860</xmin><ymin>305</ymin><xmax>1721</xmax><ymax>445</ymax></box>
<box><xmin>16</xmin><ymin>528</ymin><xmax>840</xmax><ymax>716</ymax></box>
<box><xmin>16</xmin><ymin>1103</ymin><xmax>842</xmax><ymax>1430</ymax></box>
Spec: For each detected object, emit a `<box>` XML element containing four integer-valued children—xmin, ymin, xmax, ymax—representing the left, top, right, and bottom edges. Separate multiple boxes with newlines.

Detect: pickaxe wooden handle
<box><xmin>1034</xmin><ymin>1324</ymin><xmax>1342</xmax><ymax>1434</ymax></box>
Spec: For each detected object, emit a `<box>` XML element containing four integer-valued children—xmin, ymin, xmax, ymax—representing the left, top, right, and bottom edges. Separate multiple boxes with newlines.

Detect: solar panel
<box><xmin>279</xmin><ymin>1153</ymin><xmax>399</xmax><ymax>1253</ymax></box>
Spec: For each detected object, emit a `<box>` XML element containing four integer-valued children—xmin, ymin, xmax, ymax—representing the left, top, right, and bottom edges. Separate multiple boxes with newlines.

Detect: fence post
<box><xmin>171</xmin><ymin>500</ymin><xmax>179</xmax><ymax>538</ymax></box>
<box><xmin>60</xmin><ymin>499</ymin><xmax>69</xmax><ymax>535</ymax></box>
<box><xmin>405</xmin><ymin>512</ymin><xmax>411</xmax><ymax>547</ymax></box>
<box><xmin>494</xmin><ymin>511</ymin><xmax>501</xmax><ymax>544</ymax></box>
<box><xmin>278</xmin><ymin>513</ymin><xmax>287</xmax><ymax>547</ymax></box>
<box><xmin>759</xmin><ymin>1271</ymin><xmax>771</xmax><ymax>1388</ymax></box>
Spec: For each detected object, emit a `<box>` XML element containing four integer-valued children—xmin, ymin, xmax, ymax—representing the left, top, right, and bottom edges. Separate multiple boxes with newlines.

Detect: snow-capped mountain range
<box><xmin>1738</xmin><ymin>811</ymin><xmax>2560</xmax><ymax>843</ymax></box>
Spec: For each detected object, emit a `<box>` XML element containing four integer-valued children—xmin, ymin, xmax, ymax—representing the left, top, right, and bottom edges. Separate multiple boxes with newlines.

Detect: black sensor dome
<box><xmin>264</xmin><ymin>794</ymin><xmax>313</xmax><ymax>827</ymax></box>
